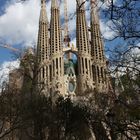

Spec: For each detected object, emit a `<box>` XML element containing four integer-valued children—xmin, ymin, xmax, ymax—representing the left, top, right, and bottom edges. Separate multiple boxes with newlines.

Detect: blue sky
<box><xmin>0</xmin><ymin>0</ymin><xmax>118</xmax><ymax>65</ymax></box>
<box><xmin>0</xmin><ymin>0</ymin><xmax>139</xmax><ymax>86</ymax></box>
<box><xmin>0</xmin><ymin>0</ymin><xmax>11</xmax><ymax>63</ymax></box>
<box><xmin>0</xmin><ymin>0</ymin><xmax>9</xmax><ymax>14</ymax></box>
<box><xmin>0</xmin><ymin>0</ymin><xmax>40</xmax><ymax>64</ymax></box>
<box><xmin>0</xmin><ymin>0</ymin><xmax>126</xmax><ymax>84</ymax></box>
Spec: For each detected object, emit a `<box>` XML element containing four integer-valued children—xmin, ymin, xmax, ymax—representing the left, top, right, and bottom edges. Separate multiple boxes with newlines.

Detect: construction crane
<box><xmin>0</xmin><ymin>40</ymin><xmax>35</xmax><ymax>59</ymax></box>
<box><xmin>0</xmin><ymin>41</ymin><xmax>19</xmax><ymax>52</ymax></box>
<box><xmin>63</xmin><ymin>0</ymin><xmax>71</xmax><ymax>59</ymax></box>
<box><xmin>1</xmin><ymin>44</ymin><xmax>19</xmax><ymax>52</ymax></box>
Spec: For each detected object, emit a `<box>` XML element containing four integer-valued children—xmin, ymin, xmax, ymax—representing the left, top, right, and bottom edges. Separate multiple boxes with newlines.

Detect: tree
<box><xmin>0</xmin><ymin>0</ymin><xmax>140</xmax><ymax>140</ymax></box>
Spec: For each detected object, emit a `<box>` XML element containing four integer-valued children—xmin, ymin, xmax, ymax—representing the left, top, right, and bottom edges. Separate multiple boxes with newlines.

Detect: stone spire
<box><xmin>37</xmin><ymin>0</ymin><xmax>50</xmax><ymax>91</ymax></box>
<box><xmin>41</xmin><ymin>0</ymin><xmax>46</xmax><ymax>7</ymax></box>
<box><xmin>76</xmin><ymin>0</ymin><xmax>93</xmax><ymax>94</ymax></box>
<box><xmin>50</xmin><ymin>0</ymin><xmax>64</xmax><ymax>95</ymax></box>
<box><xmin>76</xmin><ymin>0</ymin><xmax>90</xmax><ymax>54</ymax></box>
<box><xmin>90</xmin><ymin>0</ymin><xmax>108</xmax><ymax>92</ymax></box>
<box><xmin>50</xmin><ymin>0</ymin><xmax>62</xmax><ymax>57</ymax></box>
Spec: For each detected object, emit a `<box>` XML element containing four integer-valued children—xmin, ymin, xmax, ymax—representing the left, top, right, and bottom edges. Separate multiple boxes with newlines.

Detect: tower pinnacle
<box><xmin>41</xmin><ymin>0</ymin><xmax>46</xmax><ymax>4</ymax></box>
<box><xmin>51</xmin><ymin>0</ymin><xmax>58</xmax><ymax>8</ymax></box>
<box><xmin>40</xmin><ymin>0</ymin><xmax>48</xmax><ymax>22</ymax></box>
<box><xmin>37</xmin><ymin>0</ymin><xmax>49</xmax><ymax>91</ymax></box>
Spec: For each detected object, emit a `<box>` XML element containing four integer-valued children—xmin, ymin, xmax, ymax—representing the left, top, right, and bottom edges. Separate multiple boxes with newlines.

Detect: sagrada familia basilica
<box><xmin>37</xmin><ymin>0</ymin><xmax>111</xmax><ymax>97</ymax></box>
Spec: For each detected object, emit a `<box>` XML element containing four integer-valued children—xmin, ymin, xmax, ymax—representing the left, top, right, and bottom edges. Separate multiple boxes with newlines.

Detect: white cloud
<box><xmin>100</xmin><ymin>20</ymin><xmax>116</xmax><ymax>39</ymax></box>
<box><xmin>132</xmin><ymin>44</ymin><xmax>140</xmax><ymax>57</ymax></box>
<box><xmin>0</xmin><ymin>0</ymin><xmax>115</xmax><ymax>47</ymax></box>
<box><xmin>0</xmin><ymin>60</ymin><xmax>20</xmax><ymax>86</ymax></box>
<box><xmin>131</xmin><ymin>48</ymin><xmax>140</xmax><ymax>57</ymax></box>
<box><xmin>0</xmin><ymin>0</ymin><xmax>40</xmax><ymax>46</ymax></box>
<box><xmin>0</xmin><ymin>0</ymin><xmax>119</xmax><ymax>91</ymax></box>
<box><xmin>0</xmin><ymin>0</ymin><xmax>76</xmax><ymax>46</ymax></box>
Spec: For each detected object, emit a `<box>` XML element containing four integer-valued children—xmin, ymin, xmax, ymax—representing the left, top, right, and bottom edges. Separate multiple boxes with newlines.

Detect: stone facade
<box><xmin>37</xmin><ymin>0</ymin><xmax>111</xmax><ymax>97</ymax></box>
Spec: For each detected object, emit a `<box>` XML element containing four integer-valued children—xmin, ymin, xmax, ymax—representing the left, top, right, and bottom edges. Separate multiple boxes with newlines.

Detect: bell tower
<box><xmin>50</xmin><ymin>0</ymin><xmax>65</xmax><ymax>95</ymax></box>
<box><xmin>37</xmin><ymin>0</ymin><xmax>50</xmax><ymax>94</ymax></box>
<box><xmin>90</xmin><ymin>0</ymin><xmax>109</xmax><ymax>92</ymax></box>
<box><xmin>76</xmin><ymin>0</ymin><xmax>94</xmax><ymax>94</ymax></box>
